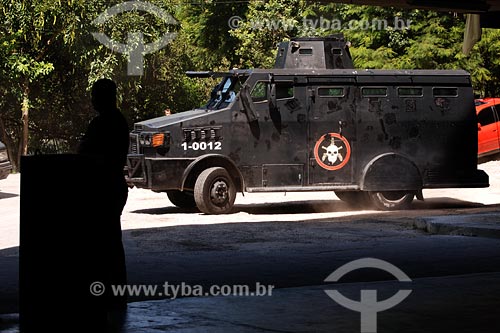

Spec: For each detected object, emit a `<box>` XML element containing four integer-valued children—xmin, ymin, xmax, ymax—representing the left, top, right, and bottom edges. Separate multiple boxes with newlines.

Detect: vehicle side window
<box><xmin>362</xmin><ymin>87</ymin><xmax>387</xmax><ymax>97</ymax></box>
<box><xmin>276</xmin><ymin>82</ymin><xmax>294</xmax><ymax>100</ymax></box>
<box><xmin>318</xmin><ymin>87</ymin><xmax>345</xmax><ymax>97</ymax></box>
<box><xmin>398</xmin><ymin>87</ymin><xmax>423</xmax><ymax>97</ymax></box>
<box><xmin>433</xmin><ymin>87</ymin><xmax>458</xmax><ymax>97</ymax></box>
<box><xmin>478</xmin><ymin>107</ymin><xmax>497</xmax><ymax>126</ymax></box>
<box><xmin>299</xmin><ymin>48</ymin><xmax>313</xmax><ymax>55</ymax></box>
<box><xmin>251</xmin><ymin>81</ymin><xmax>268</xmax><ymax>102</ymax></box>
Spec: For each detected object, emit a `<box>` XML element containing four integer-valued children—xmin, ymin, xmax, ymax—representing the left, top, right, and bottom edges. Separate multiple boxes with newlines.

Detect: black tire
<box><xmin>335</xmin><ymin>191</ymin><xmax>370</xmax><ymax>208</ymax></box>
<box><xmin>166</xmin><ymin>190</ymin><xmax>196</xmax><ymax>208</ymax></box>
<box><xmin>194</xmin><ymin>167</ymin><xmax>236</xmax><ymax>214</ymax></box>
<box><xmin>366</xmin><ymin>191</ymin><xmax>414</xmax><ymax>210</ymax></box>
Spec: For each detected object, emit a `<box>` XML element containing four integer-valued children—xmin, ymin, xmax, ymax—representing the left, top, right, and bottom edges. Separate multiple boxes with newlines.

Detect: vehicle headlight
<box><xmin>139</xmin><ymin>133</ymin><xmax>152</xmax><ymax>146</ymax></box>
<box><xmin>139</xmin><ymin>132</ymin><xmax>169</xmax><ymax>148</ymax></box>
<box><xmin>0</xmin><ymin>150</ymin><xmax>8</xmax><ymax>162</ymax></box>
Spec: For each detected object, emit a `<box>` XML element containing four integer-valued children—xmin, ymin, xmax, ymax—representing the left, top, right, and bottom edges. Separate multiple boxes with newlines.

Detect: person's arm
<box><xmin>78</xmin><ymin>118</ymin><xmax>99</xmax><ymax>154</ymax></box>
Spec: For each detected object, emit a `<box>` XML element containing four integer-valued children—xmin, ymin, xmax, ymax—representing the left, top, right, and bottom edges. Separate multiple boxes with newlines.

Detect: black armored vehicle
<box><xmin>126</xmin><ymin>35</ymin><xmax>488</xmax><ymax>214</ymax></box>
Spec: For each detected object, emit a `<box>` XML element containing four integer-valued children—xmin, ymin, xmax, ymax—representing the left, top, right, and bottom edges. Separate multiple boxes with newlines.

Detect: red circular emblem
<box><xmin>314</xmin><ymin>133</ymin><xmax>351</xmax><ymax>171</ymax></box>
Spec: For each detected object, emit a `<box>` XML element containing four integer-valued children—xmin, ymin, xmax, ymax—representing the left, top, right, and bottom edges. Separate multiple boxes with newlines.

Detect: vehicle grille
<box><xmin>183</xmin><ymin>127</ymin><xmax>222</xmax><ymax>142</ymax></box>
<box><xmin>129</xmin><ymin>133</ymin><xmax>139</xmax><ymax>154</ymax></box>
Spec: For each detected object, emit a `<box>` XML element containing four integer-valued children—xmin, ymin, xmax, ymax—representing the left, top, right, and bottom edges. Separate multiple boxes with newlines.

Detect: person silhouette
<box><xmin>78</xmin><ymin>78</ymin><xmax>130</xmax><ymax>311</ymax></box>
<box><xmin>79</xmin><ymin>79</ymin><xmax>129</xmax><ymax>170</ymax></box>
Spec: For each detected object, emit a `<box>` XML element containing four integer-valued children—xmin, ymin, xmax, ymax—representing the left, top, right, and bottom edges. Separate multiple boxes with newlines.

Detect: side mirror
<box><xmin>478</xmin><ymin>123</ymin><xmax>482</xmax><ymax>131</ymax></box>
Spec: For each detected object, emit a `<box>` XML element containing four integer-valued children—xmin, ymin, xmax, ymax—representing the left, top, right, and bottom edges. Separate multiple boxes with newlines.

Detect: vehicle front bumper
<box><xmin>125</xmin><ymin>154</ymin><xmax>195</xmax><ymax>191</ymax></box>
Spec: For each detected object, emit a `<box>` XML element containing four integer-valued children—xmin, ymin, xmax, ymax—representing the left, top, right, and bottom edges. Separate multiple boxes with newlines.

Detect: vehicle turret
<box><xmin>274</xmin><ymin>34</ymin><xmax>354</xmax><ymax>69</ymax></box>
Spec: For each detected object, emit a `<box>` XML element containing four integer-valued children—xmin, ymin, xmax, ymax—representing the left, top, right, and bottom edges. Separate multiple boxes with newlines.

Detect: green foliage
<box><xmin>230</xmin><ymin>0</ymin><xmax>307</xmax><ymax>68</ymax></box>
<box><xmin>176</xmin><ymin>0</ymin><xmax>247</xmax><ymax>69</ymax></box>
<box><xmin>1</xmin><ymin>1</ymin><xmax>500</xmax><ymax>169</ymax></box>
<box><xmin>467</xmin><ymin>28</ymin><xmax>500</xmax><ymax>96</ymax></box>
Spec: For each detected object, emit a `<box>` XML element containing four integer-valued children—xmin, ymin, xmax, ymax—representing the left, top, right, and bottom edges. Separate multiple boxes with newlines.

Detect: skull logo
<box><xmin>314</xmin><ymin>132</ymin><xmax>351</xmax><ymax>171</ymax></box>
<box><xmin>322</xmin><ymin>137</ymin><xmax>344</xmax><ymax>165</ymax></box>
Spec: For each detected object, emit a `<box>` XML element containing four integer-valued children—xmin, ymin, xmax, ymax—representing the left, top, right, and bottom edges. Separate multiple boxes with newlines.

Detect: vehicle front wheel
<box><xmin>166</xmin><ymin>190</ymin><xmax>196</xmax><ymax>208</ymax></box>
<box><xmin>194</xmin><ymin>167</ymin><xmax>236</xmax><ymax>214</ymax></box>
<box><xmin>366</xmin><ymin>191</ymin><xmax>414</xmax><ymax>210</ymax></box>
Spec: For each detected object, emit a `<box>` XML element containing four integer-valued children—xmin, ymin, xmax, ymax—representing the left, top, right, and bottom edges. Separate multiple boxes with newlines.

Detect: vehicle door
<box><xmin>494</xmin><ymin>103</ymin><xmax>500</xmax><ymax>152</ymax></box>
<box><xmin>307</xmin><ymin>79</ymin><xmax>356</xmax><ymax>185</ymax></box>
<box><xmin>234</xmin><ymin>74</ymin><xmax>307</xmax><ymax>188</ymax></box>
<box><xmin>477</xmin><ymin>105</ymin><xmax>500</xmax><ymax>156</ymax></box>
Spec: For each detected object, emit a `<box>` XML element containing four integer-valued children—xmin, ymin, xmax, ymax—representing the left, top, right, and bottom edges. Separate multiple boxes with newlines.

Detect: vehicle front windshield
<box><xmin>205</xmin><ymin>76</ymin><xmax>243</xmax><ymax>110</ymax></box>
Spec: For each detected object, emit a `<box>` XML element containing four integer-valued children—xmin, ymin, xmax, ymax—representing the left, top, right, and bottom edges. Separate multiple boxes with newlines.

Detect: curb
<box><xmin>414</xmin><ymin>213</ymin><xmax>500</xmax><ymax>239</ymax></box>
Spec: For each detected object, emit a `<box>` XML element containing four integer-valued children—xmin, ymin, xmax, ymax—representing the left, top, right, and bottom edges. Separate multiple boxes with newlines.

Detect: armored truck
<box><xmin>126</xmin><ymin>35</ymin><xmax>488</xmax><ymax>214</ymax></box>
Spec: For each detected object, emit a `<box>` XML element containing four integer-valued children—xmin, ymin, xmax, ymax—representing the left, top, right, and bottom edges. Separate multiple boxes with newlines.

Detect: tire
<box><xmin>194</xmin><ymin>167</ymin><xmax>236</xmax><ymax>214</ymax></box>
<box><xmin>335</xmin><ymin>191</ymin><xmax>370</xmax><ymax>208</ymax></box>
<box><xmin>166</xmin><ymin>190</ymin><xmax>196</xmax><ymax>208</ymax></box>
<box><xmin>366</xmin><ymin>191</ymin><xmax>414</xmax><ymax>210</ymax></box>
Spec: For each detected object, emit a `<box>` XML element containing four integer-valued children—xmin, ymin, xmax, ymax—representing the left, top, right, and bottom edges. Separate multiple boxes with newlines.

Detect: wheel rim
<box><xmin>210</xmin><ymin>178</ymin><xmax>229</xmax><ymax>207</ymax></box>
<box><xmin>378</xmin><ymin>191</ymin><xmax>407</xmax><ymax>202</ymax></box>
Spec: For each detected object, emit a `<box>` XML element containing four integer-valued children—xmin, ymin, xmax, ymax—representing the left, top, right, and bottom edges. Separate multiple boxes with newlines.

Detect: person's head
<box><xmin>91</xmin><ymin>79</ymin><xmax>117</xmax><ymax>114</ymax></box>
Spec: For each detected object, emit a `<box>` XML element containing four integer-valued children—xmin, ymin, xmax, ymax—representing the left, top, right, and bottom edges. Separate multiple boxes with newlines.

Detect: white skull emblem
<box><xmin>322</xmin><ymin>137</ymin><xmax>343</xmax><ymax>165</ymax></box>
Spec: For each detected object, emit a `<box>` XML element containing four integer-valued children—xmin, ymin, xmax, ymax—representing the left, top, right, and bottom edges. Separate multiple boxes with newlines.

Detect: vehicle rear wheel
<box><xmin>194</xmin><ymin>167</ymin><xmax>236</xmax><ymax>214</ymax></box>
<box><xmin>166</xmin><ymin>190</ymin><xmax>196</xmax><ymax>208</ymax></box>
<box><xmin>366</xmin><ymin>191</ymin><xmax>414</xmax><ymax>210</ymax></box>
<box><xmin>335</xmin><ymin>191</ymin><xmax>370</xmax><ymax>208</ymax></box>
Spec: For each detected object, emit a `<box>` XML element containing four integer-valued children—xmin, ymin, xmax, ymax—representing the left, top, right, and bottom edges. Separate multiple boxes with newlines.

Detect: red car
<box><xmin>476</xmin><ymin>98</ymin><xmax>500</xmax><ymax>157</ymax></box>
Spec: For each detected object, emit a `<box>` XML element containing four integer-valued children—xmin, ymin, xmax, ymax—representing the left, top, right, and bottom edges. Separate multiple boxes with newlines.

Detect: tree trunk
<box><xmin>20</xmin><ymin>82</ymin><xmax>30</xmax><ymax>167</ymax></box>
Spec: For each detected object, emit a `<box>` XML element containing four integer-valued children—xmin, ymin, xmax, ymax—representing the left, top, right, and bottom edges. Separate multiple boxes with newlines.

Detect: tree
<box><xmin>0</xmin><ymin>0</ymin><xmax>94</xmax><ymax>169</ymax></box>
<box><xmin>466</xmin><ymin>29</ymin><xmax>500</xmax><ymax>97</ymax></box>
<box><xmin>230</xmin><ymin>0</ymin><xmax>307</xmax><ymax>68</ymax></box>
<box><xmin>177</xmin><ymin>0</ymin><xmax>247</xmax><ymax>70</ymax></box>
<box><xmin>0</xmin><ymin>0</ymin><xmax>208</xmax><ymax>169</ymax></box>
<box><xmin>1</xmin><ymin>1</ymin><xmax>500</xmax><ymax>173</ymax></box>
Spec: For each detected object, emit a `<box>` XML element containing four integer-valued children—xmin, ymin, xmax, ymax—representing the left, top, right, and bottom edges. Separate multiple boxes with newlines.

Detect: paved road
<box><xmin>1</xmin><ymin>161</ymin><xmax>500</xmax><ymax>332</ymax></box>
<box><xmin>4</xmin><ymin>213</ymin><xmax>500</xmax><ymax>331</ymax></box>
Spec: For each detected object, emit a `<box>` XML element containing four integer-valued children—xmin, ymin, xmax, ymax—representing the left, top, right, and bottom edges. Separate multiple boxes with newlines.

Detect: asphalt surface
<box><xmin>0</xmin><ymin>160</ymin><xmax>500</xmax><ymax>332</ymax></box>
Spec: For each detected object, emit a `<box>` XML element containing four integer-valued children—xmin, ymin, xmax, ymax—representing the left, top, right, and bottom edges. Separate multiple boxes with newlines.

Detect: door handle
<box><xmin>338</xmin><ymin>120</ymin><xmax>347</xmax><ymax>136</ymax></box>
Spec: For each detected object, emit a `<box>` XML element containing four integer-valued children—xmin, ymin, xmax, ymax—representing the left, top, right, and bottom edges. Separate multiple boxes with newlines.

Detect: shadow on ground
<box><xmin>132</xmin><ymin>197</ymin><xmax>485</xmax><ymax>216</ymax></box>
<box><xmin>0</xmin><ymin>192</ymin><xmax>18</xmax><ymax>200</ymax></box>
